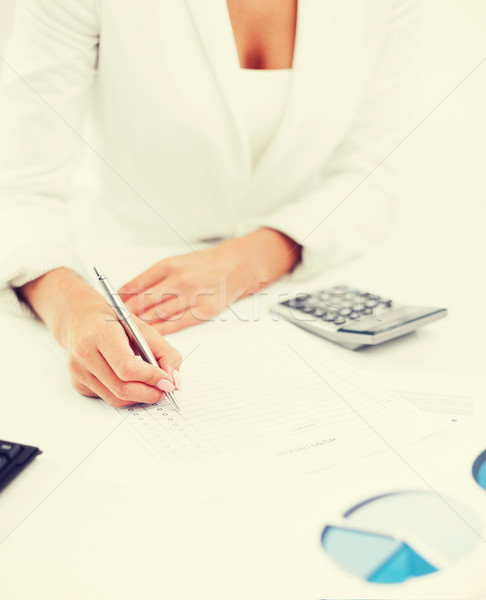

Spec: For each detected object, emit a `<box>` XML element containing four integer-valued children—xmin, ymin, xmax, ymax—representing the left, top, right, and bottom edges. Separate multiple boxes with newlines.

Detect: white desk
<box><xmin>0</xmin><ymin>232</ymin><xmax>485</xmax><ymax>599</ymax></box>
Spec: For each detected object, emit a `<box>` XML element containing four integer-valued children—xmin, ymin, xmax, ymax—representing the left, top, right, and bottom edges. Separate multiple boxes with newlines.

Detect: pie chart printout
<box><xmin>321</xmin><ymin>491</ymin><xmax>480</xmax><ymax>584</ymax></box>
<box><xmin>473</xmin><ymin>450</ymin><xmax>486</xmax><ymax>491</ymax></box>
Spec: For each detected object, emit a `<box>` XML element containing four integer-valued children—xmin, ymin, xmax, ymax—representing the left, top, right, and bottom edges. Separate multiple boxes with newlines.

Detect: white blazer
<box><xmin>0</xmin><ymin>0</ymin><xmax>419</xmax><ymax>311</ymax></box>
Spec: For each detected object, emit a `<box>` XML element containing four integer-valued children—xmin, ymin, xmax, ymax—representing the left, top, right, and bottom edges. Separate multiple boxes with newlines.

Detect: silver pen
<box><xmin>93</xmin><ymin>266</ymin><xmax>181</xmax><ymax>413</ymax></box>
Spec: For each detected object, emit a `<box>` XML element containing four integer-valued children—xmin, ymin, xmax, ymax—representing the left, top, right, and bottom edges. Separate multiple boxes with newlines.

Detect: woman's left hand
<box><xmin>119</xmin><ymin>228</ymin><xmax>301</xmax><ymax>334</ymax></box>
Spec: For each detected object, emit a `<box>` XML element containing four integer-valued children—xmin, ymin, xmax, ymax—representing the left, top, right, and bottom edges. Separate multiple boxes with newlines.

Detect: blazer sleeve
<box><xmin>0</xmin><ymin>0</ymin><xmax>99</xmax><ymax>314</ymax></box>
<box><xmin>239</xmin><ymin>0</ymin><xmax>421</xmax><ymax>279</ymax></box>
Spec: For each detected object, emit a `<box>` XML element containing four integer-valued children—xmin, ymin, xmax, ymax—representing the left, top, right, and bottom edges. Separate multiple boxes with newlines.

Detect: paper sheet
<box><xmin>108</xmin><ymin>320</ymin><xmax>437</xmax><ymax>487</ymax></box>
<box><xmin>363</xmin><ymin>370</ymin><xmax>486</xmax><ymax>423</ymax></box>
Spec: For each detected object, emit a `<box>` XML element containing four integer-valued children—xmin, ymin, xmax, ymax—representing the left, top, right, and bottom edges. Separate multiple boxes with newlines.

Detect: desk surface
<box><xmin>0</xmin><ymin>235</ymin><xmax>485</xmax><ymax>599</ymax></box>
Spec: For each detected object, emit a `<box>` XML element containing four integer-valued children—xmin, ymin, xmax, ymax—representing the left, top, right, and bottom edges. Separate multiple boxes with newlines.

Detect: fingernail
<box><xmin>156</xmin><ymin>378</ymin><xmax>175</xmax><ymax>393</ymax></box>
<box><xmin>172</xmin><ymin>369</ymin><xmax>182</xmax><ymax>390</ymax></box>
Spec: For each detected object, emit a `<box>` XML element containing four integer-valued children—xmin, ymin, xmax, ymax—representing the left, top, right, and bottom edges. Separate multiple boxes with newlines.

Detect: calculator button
<box><xmin>0</xmin><ymin>442</ymin><xmax>22</xmax><ymax>460</ymax></box>
<box><xmin>301</xmin><ymin>305</ymin><xmax>316</xmax><ymax>313</ymax></box>
<box><xmin>365</xmin><ymin>300</ymin><xmax>378</xmax><ymax>308</ymax></box>
<box><xmin>363</xmin><ymin>308</ymin><xmax>373</xmax><ymax>315</ymax></box>
<box><xmin>381</xmin><ymin>298</ymin><xmax>393</xmax><ymax>307</ymax></box>
<box><xmin>339</xmin><ymin>308</ymin><xmax>352</xmax><ymax>317</ymax></box>
<box><xmin>321</xmin><ymin>313</ymin><xmax>336</xmax><ymax>321</ymax></box>
<box><xmin>333</xmin><ymin>317</ymin><xmax>346</xmax><ymax>325</ymax></box>
<box><xmin>340</xmin><ymin>300</ymin><xmax>353</xmax><ymax>308</ymax></box>
<box><xmin>349</xmin><ymin>312</ymin><xmax>360</xmax><ymax>320</ymax></box>
<box><xmin>0</xmin><ymin>455</ymin><xmax>9</xmax><ymax>472</ymax></box>
<box><xmin>288</xmin><ymin>299</ymin><xmax>303</xmax><ymax>308</ymax></box>
<box><xmin>352</xmin><ymin>303</ymin><xmax>365</xmax><ymax>312</ymax></box>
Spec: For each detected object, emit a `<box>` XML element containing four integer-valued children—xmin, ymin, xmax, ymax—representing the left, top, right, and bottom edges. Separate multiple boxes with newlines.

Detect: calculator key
<box><xmin>333</xmin><ymin>317</ymin><xmax>346</xmax><ymax>325</ymax></box>
<box><xmin>381</xmin><ymin>298</ymin><xmax>393</xmax><ymax>307</ymax></box>
<box><xmin>352</xmin><ymin>303</ymin><xmax>365</xmax><ymax>312</ymax></box>
<box><xmin>0</xmin><ymin>455</ymin><xmax>9</xmax><ymax>472</ymax></box>
<box><xmin>0</xmin><ymin>442</ymin><xmax>22</xmax><ymax>460</ymax></box>
<box><xmin>322</xmin><ymin>313</ymin><xmax>337</xmax><ymax>321</ymax></box>
<box><xmin>288</xmin><ymin>299</ymin><xmax>302</xmax><ymax>308</ymax></box>
<box><xmin>314</xmin><ymin>309</ymin><xmax>326</xmax><ymax>317</ymax></box>
<box><xmin>363</xmin><ymin>308</ymin><xmax>373</xmax><ymax>315</ymax></box>
<box><xmin>301</xmin><ymin>305</ymin><xmax>315</xmax><ymax>313</ymax></box>
<box><xmin>365</xmin><ymin>299</ymin><xmax>378</xmax><ymax>308</ymax></box>
<box><xmin>340</xmin><ymin>300</ymin><xmax>353</xmax><ymax>308</ymax></box>
<box><xmin>339</xmin><ymin>308</ymin><xmax>352</xmax><ymax>317</ymax></box>
<box><xmin>349</xmin><ymin>312</ymin><xmax>360</xmax><ymax>320</ymax></box>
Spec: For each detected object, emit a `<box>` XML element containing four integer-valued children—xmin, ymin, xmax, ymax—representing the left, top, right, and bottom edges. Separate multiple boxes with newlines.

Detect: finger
<box><xmin>70</xmin><ymin>377</ymin><xmax>98</xmax><ymax>398</ymax></box>
<box><xmin>150</xmin><ymin>309</ymin><xmax>213</xmax><ymax>336</ymax></box>
<box><xmin>75</xmin><ymin>370</ymin><xmax>163</xmax><ymax>408</ymax></box>
<box><xmin>139</xmin><ymin>294</ymin><xmax>192</xmax><ymax>324</ymax></box>
<box><xmin>135</xmin><ymin>316</ymin><xmax>183</xmax><ymax>374</ymax></box>
<box><xmin>125</xmin><ymin>286</ymin><xmax>184</xmax><ymax>316</ymax></box>
<box><xmin>118</xmin><ymin>260</ymin><xmax>171</xmax><ymax>297</ymax></box>
<box><xmin>96</xmin><ymin>354</ymin><xmax>169</xmax><ymax>403</ymax></box>
<box><xmin>96</xmin><ymin>319</ymin><xmax>172</xmax><ymax>388</ymax></box>
<box><xmin>123</xmin><ymin>271</ymin><xmax>192</xmax><ymax>315</ymax></box>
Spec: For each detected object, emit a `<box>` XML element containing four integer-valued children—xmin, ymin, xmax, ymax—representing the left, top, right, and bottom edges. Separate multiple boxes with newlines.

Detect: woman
<box><xmin>0</xmin><ymin>0</ymin><xmax>418</xmax><ymax>407</ymax></box>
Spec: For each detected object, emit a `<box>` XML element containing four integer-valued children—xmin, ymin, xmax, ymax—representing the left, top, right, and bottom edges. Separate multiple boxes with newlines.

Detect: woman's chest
<box><xmin>226</xmin><ymin>0</ymin><xmax>298</xmax><ymax>69</ymax></box>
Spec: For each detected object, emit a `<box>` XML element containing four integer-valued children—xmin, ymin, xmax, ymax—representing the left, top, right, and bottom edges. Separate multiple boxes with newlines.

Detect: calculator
<box><xmin>272</xmin><ymin>285</ymin><xmax>447</xmax><ymax>350</ymax></box>
<box><xmin>0</xmin><ymin>440</ymin><xmax>42</xmax><ymax>492</ymax></box>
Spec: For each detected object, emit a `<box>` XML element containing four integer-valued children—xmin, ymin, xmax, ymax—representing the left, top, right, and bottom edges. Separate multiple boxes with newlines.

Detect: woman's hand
<box><xmin>119</xmin><ymin>228</ymin><xmax>301</xmax><ymax>334</ymax></box>
<box><xmin>20</xmin><ymin>268</ymin><xmax>182</xmax><ymax>407</ymax></box>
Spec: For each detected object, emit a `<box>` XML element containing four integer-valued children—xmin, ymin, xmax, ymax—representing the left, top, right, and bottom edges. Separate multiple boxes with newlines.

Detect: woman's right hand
<box><xmin>20</xmin><ymin>268</ymin><xmax>182</xmax><ymax>407</ymax></box>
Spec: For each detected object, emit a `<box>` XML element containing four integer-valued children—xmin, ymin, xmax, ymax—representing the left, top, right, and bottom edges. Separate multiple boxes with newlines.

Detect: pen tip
<box><xmin>166</xmin><ymin>392</ymin><xmax>181</xmax><ymax>413</ymax></box>
<box><xmin>93</xmin><ymin>266</ymin><xmax>105</xmax><ymax>280</ymax></box>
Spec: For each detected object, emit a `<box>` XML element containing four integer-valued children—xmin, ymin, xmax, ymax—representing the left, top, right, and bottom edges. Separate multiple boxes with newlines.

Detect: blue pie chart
<box><xmin>321</xmin><ymin>491</ymin><xmax>480</xmax><ymax>584</ymax></box>
<box><xmin>473</xmin><ymin>450</ymin><xmax>486</xmax><ymax>490</ymax></box>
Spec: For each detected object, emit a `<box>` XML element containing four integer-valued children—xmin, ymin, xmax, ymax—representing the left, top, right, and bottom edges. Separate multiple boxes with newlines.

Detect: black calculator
<box><xmin>0</xmin><ymin>440</ymin><xmax>42</xmax><ymax>492</ymax></box>
<box><xmin>272</xmin><ymin>285</ymin><xmax>447</xmax><ymax>350</ymax></box>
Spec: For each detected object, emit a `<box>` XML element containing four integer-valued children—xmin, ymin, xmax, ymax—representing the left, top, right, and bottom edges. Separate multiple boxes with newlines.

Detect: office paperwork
<box><xmin>103</xmin><ymin>320</ymin><xmax>437</xmax><ymax>493</ymax></box>
<box><xmin>364</xmin><ymin>370</ymin><xmax>486</xmax><ymax>423</ymax></box>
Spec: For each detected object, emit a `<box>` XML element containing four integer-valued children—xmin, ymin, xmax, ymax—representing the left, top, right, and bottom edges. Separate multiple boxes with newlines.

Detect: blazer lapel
<box><xmin>184</xmin><ymin>0</ymin><xmax>250</xmax><ymax>174</ymax></box>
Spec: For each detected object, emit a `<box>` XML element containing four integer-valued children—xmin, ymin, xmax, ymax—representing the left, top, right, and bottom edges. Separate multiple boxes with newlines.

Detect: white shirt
<box><xmin>241</xmin><ymin>68</ymin><xmax>292</xmax><ymax>167</ymax></box>
<box><xmin>0</xmin><ymin>0</ymin><xmax>419</xmax><ymax>313</ymax></box>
